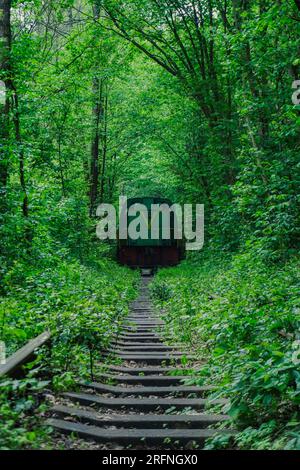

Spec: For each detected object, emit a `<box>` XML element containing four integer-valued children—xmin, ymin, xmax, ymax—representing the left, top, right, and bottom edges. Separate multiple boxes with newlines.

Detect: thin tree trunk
<box><xmin>99</xmin><ymin>85</ymin><xmax>108</xmax><ymax>204</ymax></box>
<box><xmin>58</xmin><ymin>133</ymin><xmax>66</xmax><ymax>197</ymax></box>
<box><xmin>107</xmin><ymin>152</ymin><xmax>116</xmax><ymax>201</ymax></box>
<box><xmin>89</xmin><ymin>76</ymin><xmax>103</xmax><ymax>216</ymax></box>
<box><xmin>55</xmin><ymin>109</ymin><xmax>68</xmax><ymax>197</ymax></box>
<box><xmin>12</xmin><ymin>91</ymin><xmax>29</xmax><ymax>218</ymax></box>
<box><xmin>0</xmin><ymin>0</ymin><xmax>29</xmax><ymax>218</ymax></box>
<box><xmin>89</xmin><ymin>1</ymin><xmax>104</xmax><ymax>216</ymax></box>
<box><xmin>0</xmin><ymin>0</ymin><xmax>12</xmax><ymax>210</ymax></box>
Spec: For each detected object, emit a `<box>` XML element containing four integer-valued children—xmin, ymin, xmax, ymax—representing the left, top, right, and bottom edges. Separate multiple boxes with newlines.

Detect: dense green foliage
<box><xmin>0</xmin><ymin>246</ymin><xmax>136</xmax><ymax>449</ymax></box>
<box><xmin>0</xmin><ymin>248</ymin><xmax>137</xmax><ymax>450</ymax></box>
<box><xmin>0</xmin><ymin>377</ymin><xmax>52</xmax><ymax>450</ymax></box>
<box><xmin>1</xmin><ymin>1</ymin><xmax>300</xmax><ymax>252</ymax></box>
<box><xmin>0</xmin><ymin>0</ymin><xmax>299</xmax><ymax>450</ymax></box>
<box><xmin>152</xmin><ymin>251</ymin><xmax>300</xmax><ymax>449</ymax></box>
<box><xmin>1</xmin><ymin>251</ymin><xmax>137</xmax><ymax>361</ymax></box>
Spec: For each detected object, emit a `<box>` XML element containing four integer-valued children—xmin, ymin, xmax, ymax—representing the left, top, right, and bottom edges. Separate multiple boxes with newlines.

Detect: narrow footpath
<box><xmin>47</xmin><ymin>273</ymin><xmax>232</xmax><ymax>449</ymax></box>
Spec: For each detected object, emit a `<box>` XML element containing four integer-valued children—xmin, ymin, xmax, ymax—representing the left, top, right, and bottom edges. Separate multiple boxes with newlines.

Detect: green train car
<box><xmin>117</xmin><ymin>197</ymin><xmax>185</xmax><ymax>268</ymax></box>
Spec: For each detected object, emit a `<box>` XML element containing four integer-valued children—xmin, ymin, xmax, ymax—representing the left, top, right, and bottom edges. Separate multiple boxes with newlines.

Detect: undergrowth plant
<box><xmin>151</xmin><ymin>250</ymin><xmax>300</xmax><ymax>450</ymax></box>
<box><xmin>0</xmin><ymin>247</ymin><xmax>138</xmax><ymax>449</ymax></box>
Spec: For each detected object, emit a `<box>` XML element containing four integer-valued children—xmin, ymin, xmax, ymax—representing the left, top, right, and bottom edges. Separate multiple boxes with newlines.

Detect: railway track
<box><xmin>47</xmin><ymin>274</ymin><xmax>233</xmax><ymax>449</ymax></box>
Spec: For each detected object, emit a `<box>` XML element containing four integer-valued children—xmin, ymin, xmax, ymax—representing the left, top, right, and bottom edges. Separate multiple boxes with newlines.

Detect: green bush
<box><xmin>152</xmin><ymin>250</ymin><xmax>300</xmax><ymax>450</ymax></box>
<box><xmin>0</xmin><ymin>246</ymin><xmax>138</xmax><ymax>449</ymax></box>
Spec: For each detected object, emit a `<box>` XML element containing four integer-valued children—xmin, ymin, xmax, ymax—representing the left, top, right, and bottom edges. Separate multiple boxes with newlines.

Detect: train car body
<box><xmin>117</xmin><ymin>197</ymin><xmax>185</xmax><ymax>268</ymax></box>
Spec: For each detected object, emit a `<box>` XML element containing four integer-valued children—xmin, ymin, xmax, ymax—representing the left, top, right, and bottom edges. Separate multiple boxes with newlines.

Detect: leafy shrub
<box><xmin>150</xmin><ymin>280</ymin><xmax>173</xmax><ymax>301</ymax></box>
<box><xmin>153</xmin><ymin>249</ymin><xmax>300</xmax><ymax>450</ymax></box>
<box><xmin>0</xmin><ymin>377</ymin><xmax>51</xmax><ymax>450</ymax></box>
<box><xmin>0</xmin><ymin>247</ymin><xmax>138</xmax><ymax>448</ymax></box>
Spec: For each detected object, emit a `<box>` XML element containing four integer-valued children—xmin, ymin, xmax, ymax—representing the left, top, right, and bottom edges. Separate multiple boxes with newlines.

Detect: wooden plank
<box><xmin>111</xmin><ymin>344</ymin><xmax>180</xmax><ymax>351</ymax></box>
<box><xmin>0</xmin><ymin>330</ymin><xmax>51</xmax><ymax>378</ymax></box>
<box><xmin>122</xmin><ymin>328</ymin><xmax>161</xmax><ymax>332</ymax></box>
<box><xmin>62</xmin><ymin>391</ymin><xmax>228</xmax><ymax>410</ymax></box>
<box><xmin>122</xmin><ymin>324</ymin><xmax>160</xmax><ymax>328</ymax></box>
<box><xmin>51</xmin><ymin>405</ymin><xmax>229</xmax><ymax>428</ymax></box>
<box><xmin>130</xmin><ymin>306</ymin><xmax>154</xmax><ymax>309</ymax></box>
<box><xmin>47</xmin><ymin>418</ymin><xmax>233</xmax><ymax>445</ymax></box>
<box><xmin>118</xmin><ymin>332</ymin><xmax>160</xmax><ymax>336</ymax></box>
<box><xmin>124</xmin><ymin>320</ymin><xmax>163</xmax><ymax>323</ymax></box>
<box><xmin>117</xmin><ymin>334</ymin><xmax>161</xmax><ymax>340</ymax></box>
<box><xmin>97</xmin><ymin>373</ymin><xmax>195</xmax><ymax>385</ymax></box>
<box><xmin>106</xmin><ymin>365</ymin><xmax>193</xmax><ymax>374</ymax></box>
<box><xmin>124</xmin><ymin>324</ymin><xmax>161</xmax><ymax>326</ymax></box>
<box><xmin>106</xmin><ymin>349</ymin><xmax>186</xmax><ymax>356</ymax></box>
<box><xmin>125</xmin><ymin>317</ymin><xmax>155</xmax><ymax>320</ymax></box>
<box><xmin>112</xmin><ymin>341</ymin><xmax>169</xmax><ymax>346</ymax></box>
<box><xmin>102</xmin><ymin>354</ymin><xmax>193</xmax><ymax>364</ymax></box>
<box><xmin>141</xmin><ymin>269</ymin><xmax>153</xmax><ymax>276</ymax></box>
<box><xmin>116</xmin><ymin>336</ymin><xmax>162</xmax><ymax>343</ymax></box>
<box><xmin>79</xmin><ymin>381</ymin><xmax>215</xmax><ymax>396</ymax></box>
<box><xmin>126</xmin><ymin>317</ymin><xmax>157</xmax><ymax>320</ymax></box>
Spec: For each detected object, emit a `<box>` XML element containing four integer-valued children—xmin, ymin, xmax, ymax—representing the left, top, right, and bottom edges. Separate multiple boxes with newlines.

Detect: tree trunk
<box><xmin>89</xmin><ymin>76</ymin><xmax>104</xmax><ymax>216</ymax></box>
<box><xmin>0</xmin><ymin>0</ymin><xmax>29</xmax><ymax>219</ymax></box>
<box><xmin>12</xmin><ymin>91</ymin><xmax>29</xmax><ymax>218</ymax></box>
<box><xmin>99</xmin><ymin>84</ymin><xmax>108</xmax><ymax>204</ymax></box>
<box><xmin>58</xmin><ymin>132</ymin><xmax>66</xmax><ymax>197</ymax></box>
<box><xmin>89</xmin><ymin>2</ymin><xmax>104</xmax><ymax>216</ymax></box>
<box><xmin>0</xmin><ymin>0</ymin><xmax>12</xmax><ymax>211</ymax></box>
